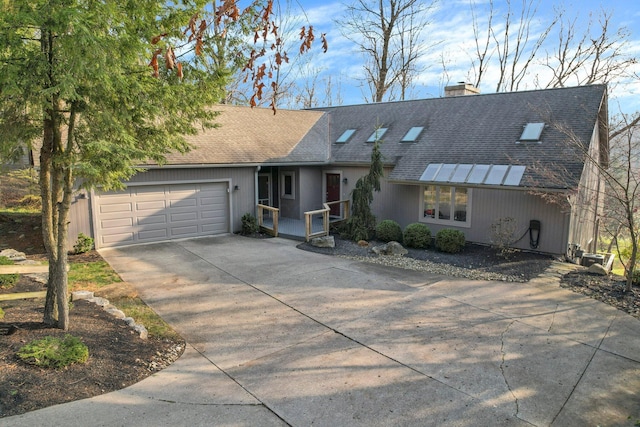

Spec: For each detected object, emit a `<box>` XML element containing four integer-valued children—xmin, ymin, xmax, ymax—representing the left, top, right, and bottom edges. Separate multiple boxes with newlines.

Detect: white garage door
<box><xmin>94</xmin><ymin>182</ymin><xmax>229</xmax><ymax>248</ymax></box>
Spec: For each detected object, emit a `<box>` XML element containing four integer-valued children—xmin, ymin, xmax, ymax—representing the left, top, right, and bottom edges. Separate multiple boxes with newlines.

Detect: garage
<box><xmin>93</xmin><ymin>182</ymin><xmax>229</xmax><ymax>248</ymax></box>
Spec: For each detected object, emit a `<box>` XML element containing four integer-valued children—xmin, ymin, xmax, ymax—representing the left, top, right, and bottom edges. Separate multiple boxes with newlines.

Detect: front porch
<box><xmin>258</xmin><ymin>200</ymin><xmax>350</xmax><ymax>241</ymax></box>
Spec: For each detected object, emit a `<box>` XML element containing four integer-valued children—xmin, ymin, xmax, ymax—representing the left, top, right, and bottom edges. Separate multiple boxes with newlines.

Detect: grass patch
<box><xmin>68</xmin><ymin>260</ymin><xmax>179</xmax><ymax>341</ymax></box>
<box><xmin>0</xmin><ymin>256</ymin><xmax>19</xmax><ymax>289</ymax></box>
<box><xmin>0</xmin><ymin>206</ymin><xmax>41</xmax><ymax>214</ymax></box>
<box><xmin>68</xmin><ymin>261</ymin><xmax>122</xmax><ymax>290</ymax></box>
<box><xmin>113</xmin><ymin>297</ymin><xmax>181</xmax><ymax>341</ymax></box>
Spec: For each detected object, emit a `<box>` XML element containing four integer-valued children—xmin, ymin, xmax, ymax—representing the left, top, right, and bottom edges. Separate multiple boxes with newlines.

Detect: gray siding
<box><xmin>366</xmin><ymin>175</ymin><xmax>569</xmax><ymax>254</ymax></box>
<box><xmin>68</xmin><ymin>192</ymin><xmax>92</xmax><ymax>251</ymax></box>
<box><xmin>567</xmin><ymin>125</ymin><xmax>603</xmax><ymax>253</ymax></box>
<box><xmin>463</xmin><ymin>188</ymin><xmax>568</xmax><ymax>254</ymax></box>
<box><xmin>299</xmin><ymin>167</ymin><xmax>323</xmax><ymax>214</ymax></box>
<box><xmin>68</xmin><ymin>166</ymin><xmax>257</xmax><ymax>248</ymax></box>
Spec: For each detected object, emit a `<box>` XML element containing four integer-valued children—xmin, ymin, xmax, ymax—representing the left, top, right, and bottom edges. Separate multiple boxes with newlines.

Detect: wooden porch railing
<box><xmin>257</xmin><ymin>204</ymin><xmax>279</xmax><ymax>237</ymax></box>
<box><xmin>304</xmin><ymin>199</ymin><xmax>350</xmax><ymax>242</ymax></box>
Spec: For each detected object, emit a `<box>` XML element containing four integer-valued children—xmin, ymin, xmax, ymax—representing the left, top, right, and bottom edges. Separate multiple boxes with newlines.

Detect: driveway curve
<box><xmin>3</xmin><ymin>235</ymin><xmax>639</xmax><ymax>427</ymax></box>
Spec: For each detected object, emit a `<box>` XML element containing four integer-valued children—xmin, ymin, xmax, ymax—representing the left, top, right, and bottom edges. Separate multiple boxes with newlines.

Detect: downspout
<box><xmin>255</xmin><ymin>165</ymin><xmax>261</xmax><ymax>216</ymax></box>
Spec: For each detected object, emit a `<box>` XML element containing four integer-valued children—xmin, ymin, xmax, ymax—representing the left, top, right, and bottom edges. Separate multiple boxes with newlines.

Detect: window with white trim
<box><xmin>281</xmin><ymin>171</ymin><xmax>295</xmax><ymax>199</ymax></box>
<box><xmin>422</xmin><ymin>185</ymin><xmax>471</xmax><ymax>226</ymax></box>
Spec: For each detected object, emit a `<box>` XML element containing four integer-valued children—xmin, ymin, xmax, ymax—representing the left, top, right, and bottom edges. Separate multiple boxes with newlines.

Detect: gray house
<box><xmin>70</xmin><ymin>84</ymin><xmax>608</xmax><ymax>257</ymax></box>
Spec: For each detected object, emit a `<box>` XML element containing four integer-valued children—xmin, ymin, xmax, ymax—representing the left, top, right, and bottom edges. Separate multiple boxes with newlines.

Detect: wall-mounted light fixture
<box><xmin>234</xmin><ymin>185</ymin><xmax>239</xmax><ymax>191</ymax></box>
<box><xmin>342</xmin><ymin>177</ymin><xmax>348</xmax><ymax>184</ymax></box>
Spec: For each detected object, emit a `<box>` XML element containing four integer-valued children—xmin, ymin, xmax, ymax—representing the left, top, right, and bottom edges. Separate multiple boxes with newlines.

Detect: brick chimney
<box><xmin>444</xmin><ymin>82</ymin><xmax>480</xmax><ymax>97</ymax></box>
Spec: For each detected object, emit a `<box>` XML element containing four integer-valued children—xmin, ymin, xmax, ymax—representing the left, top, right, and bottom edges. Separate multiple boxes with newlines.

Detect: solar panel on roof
<box><xmin>504</xmin><ymin>165</ymin><xmax>526</xmax><ymax>186</ymax></box>
<box><xmin>450</xmin><ymin>164</ymin><xmax>473</xmax><ymax>183</ymax></box>
<box><xmin>420</xmin><ymin>163</ymin><xmax>441</xmax><ymax>181</ymax></box>
<box><xmin>419</xmin><ymin>164</ymin><xmax>526</xmax><ymax>186</ymax></box>
<box><xmin>434</xmin><ymin>164</ymin><xmax>457</xmax><ymax>182</ymax></box>
<box><xmin>484</xmin><ymin>165</ymin><xmax>509</xmax><ymax>185</ymax></box>
<box><xmin>466</xmin><ymin>164</ymin><xmax>490</xmax><ymax>183</ymax></box>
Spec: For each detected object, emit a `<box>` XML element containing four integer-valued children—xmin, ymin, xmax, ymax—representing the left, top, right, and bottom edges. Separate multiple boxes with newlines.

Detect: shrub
<box><xmin>403</xmin><ymin>223</ymin><xmax>431</xmax><ymax>248</ymax></box>
<box><xmin>0</xmin><ymin>256</ymin><xmax>19</xmax><ymax>289</ymax></box>
<box><xmin>73</xmin><ymin>233</ymin><xmax>94</xmax><ymax>254</ymax></box>
<box><xmin>241</xmin><ymin>212</ymin><xmax>259</xmax><ymax>235</ymax></box>
<box><xmin>375</xmin><ymin>220</ymin><xmax>403</xmax><ymax>242</ymax></box>
<box><xmin>490</xmin><ymin>217</ymin><xmax>518</xmax><ymax>258</ymax></box>
<box><xmin>0</xmin><ymin>306</ymin><xmax>4</xmax><ymax>319</ymax></box>
<box><xmin>17</xmin><ymin>335</ymin><xmax>89</xmax><ymax>369</ymax></box>
<box><xmin>435</xmin><ymin>229</ymin><xmax>466</xmax><ymax>253</ymax></box>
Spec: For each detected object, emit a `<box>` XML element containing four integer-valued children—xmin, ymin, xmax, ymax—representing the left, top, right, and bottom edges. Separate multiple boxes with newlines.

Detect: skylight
<box><xmin>367</xmin><ymin>128</ymin><xmax>388</xmax><ymax>142</ymax></box>
<box><xmin>401</xmin><ymin>126</ymin><xmax>424</xmax><ymax>142</ymax></box>
<box><xmin>336</xmin><ymin>129</ymin><xmax>356</xmax><ymax>143</ymax></box>
<box><xmin>519</xmin><ymin>122</ymin><xmax>545</xmax><ymax>142</ymax></box>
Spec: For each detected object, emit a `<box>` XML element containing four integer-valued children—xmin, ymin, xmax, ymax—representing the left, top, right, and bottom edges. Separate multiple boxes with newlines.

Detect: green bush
<box><xmin>375</xmin><ymin>219</ymin><xmax>403</xmax><ymax>242</ymax></box>
<box><xmin>0</xmin><ymin>306</ymin><xmax>4</xmax><ymax>319</ymax></box>
<box><xmin>241</xmin><ymin>212</ymin><xmax>259</xmax><ymax>235</ymax></box>
<box><xmin>435</xmin><ymin>229</ymin><xmax>466</xmax><ymax>253</ymax></box>
<box><xmin>73</xmin><ymin>233</ymin><xmax>94</xmax><ymax>254</ymax></box>
<box><xmin>403</xmin><ymin>223</ymin><xmax>431</xmax><ymax>248</ymax></box>
<box><xmin>0</xmin><ymin>256</ymin><xmax>19</xmax><ymax>289</ymax></box>
<box><xmin>17</xmin><ymin>335</ymin><xmax>89</xmax><ymax>369</ymax></box>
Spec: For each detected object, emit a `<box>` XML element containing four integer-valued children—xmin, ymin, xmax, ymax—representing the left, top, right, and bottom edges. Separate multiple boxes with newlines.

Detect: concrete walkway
<box><xmin>3</xmin><ymin>235</ymin><xmax>639</xmax><ymax>426</ymax></box>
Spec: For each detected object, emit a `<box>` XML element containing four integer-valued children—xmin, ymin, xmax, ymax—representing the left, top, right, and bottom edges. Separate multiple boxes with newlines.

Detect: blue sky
<box><xmin>276</xmin><ymin>0</ymin><xmax>640</xmax><ymax>114</ymax></box>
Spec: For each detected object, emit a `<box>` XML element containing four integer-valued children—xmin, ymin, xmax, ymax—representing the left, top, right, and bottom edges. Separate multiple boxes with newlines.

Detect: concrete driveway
<box><xmin>4</xmin><ymin>235</ymin><xmax>639</xmax><ymax>426</ymax></box>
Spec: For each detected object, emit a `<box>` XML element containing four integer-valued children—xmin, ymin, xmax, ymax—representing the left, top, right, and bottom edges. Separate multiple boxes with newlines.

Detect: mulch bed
<box><xmin>0</xmin><ymin>291</ymin><xmax>184</xmax><ymax>418</ymax></box>
<box><xmin>0</xmin><ymin>213</ymin><xmax>184</xmax><ymax>419</ymax></box>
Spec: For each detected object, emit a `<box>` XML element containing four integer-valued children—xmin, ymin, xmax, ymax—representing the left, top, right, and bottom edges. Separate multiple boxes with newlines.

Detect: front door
<box><xmin>326</xmin><ymin>173</ymin><xmax>341</xmax><ymax>216</ymax></box>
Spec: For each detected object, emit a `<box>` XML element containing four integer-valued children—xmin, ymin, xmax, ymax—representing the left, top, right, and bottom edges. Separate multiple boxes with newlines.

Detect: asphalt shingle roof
<box><xmin>163</xmin><ymin>105</ymin><xmax>329</xmax><ymax>165</ymax></box>
<box><xmin>316</xmin><ymin>84</ymin><xmax>607</xmax><ymax>190</ymax></box>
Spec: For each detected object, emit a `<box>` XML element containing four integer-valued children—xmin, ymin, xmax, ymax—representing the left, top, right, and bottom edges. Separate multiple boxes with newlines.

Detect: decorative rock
<box><xmin>310</xmin><ymin>235</ymin><xmax>335</xmax><ymax>248</ymax></box>
<box><xmin>89</xmin><ymin>297</ymin><xmax>110</xmax><ymax>307</ymax></box>
<box><xmin>133</xmin><ymin>324</ymin><xmax>148</xmax><ymax>340</ymax></box>
<box><xmin>106</xmin><ymin>308</ymin><xmax>126</xmax><ymax>319</ymax></box>
<box><xmin>75</xmin><ymin>289</ymin><xmax>149</xmax><ymax>340</ymax></box>
<box><xmin>72</xmin><ymin>290</ymin><xmax>95</xmax><ymax>301</ymax></box>
<box><xmin>371</xmin><ymin>241</ymin><xmax>408</xmax><ymax>256</ymax></box>
<box><xmin>357</xmin><ymin>240</ymin><xmax>369</xmax><ymax>247</ymax></box>
<box><xmin>0</xmin><ymin>249</ymin><xmax>27</xmax><ymax>261</ymax></box>
<box><xmin>587</xmin><ymin>263</ymin><xmax>608</xmax><ymax>276</ymax></box>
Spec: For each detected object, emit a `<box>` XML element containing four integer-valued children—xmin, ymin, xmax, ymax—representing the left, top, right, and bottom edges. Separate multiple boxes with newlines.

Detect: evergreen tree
<box><xmin>343</xmin><ymin>136</ymin><xmax>384</xmax><ymax>241</ymax></box>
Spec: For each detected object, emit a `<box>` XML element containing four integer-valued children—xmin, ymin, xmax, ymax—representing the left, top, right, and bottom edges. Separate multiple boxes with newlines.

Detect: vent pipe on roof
<box><xmin>444</xmin><ymin>82</ymin><xmax>480</xmax><ymax>97</ymax></box>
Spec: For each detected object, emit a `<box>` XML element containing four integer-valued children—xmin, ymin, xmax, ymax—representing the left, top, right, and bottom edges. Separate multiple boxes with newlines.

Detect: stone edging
<box><xmin>71</xmin><ymin>290</ymin><xmax>148</xmax><ymax>339</ymax></box>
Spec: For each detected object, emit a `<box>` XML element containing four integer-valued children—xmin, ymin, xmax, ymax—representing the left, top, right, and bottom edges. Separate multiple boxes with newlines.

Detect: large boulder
<box><xmin>371</xmin><ymin>241</ymin><xmax>408</xmax><ymax>256</ymax></box>
<box><xmin>0</xmin><ymin>248</ymin><xmax>26</xmax><ymax>261</ymax></box>
<box><xmin>587</xmin><ymin>263</ymin><xmax>608</xmax><ymax>276</ymax></box>
<box><xmin>310</xmin><ymin>235</ymin><xmax>335</xmax><ymax>248</ymax></box>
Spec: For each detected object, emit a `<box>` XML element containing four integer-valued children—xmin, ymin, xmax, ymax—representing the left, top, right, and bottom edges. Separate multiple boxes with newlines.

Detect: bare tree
<box><xmin>542</xmin><ymin>9</ymin><xmax>637</xmax><ymax>89</ymax></box>
<box><xmin>465</xmin><ymin>1</ymin><xmax>637</xmax><ymax>93</ymax></box>
<box><xmin>598</xmin><ymin>114</ymin><xmax>640</xmax><ymax>291</ymax></box>
<box><xmin>532</xmin><ymin>111</ymin><xmax>640</xmax><ymax>291</ymax></box>
<box><xmin>467</xmin><ymin>0</ymin><xmax>557</xmax><ymax>92</ymax></box>
<box><xmin>336</xmin><ymin>0</ymin><xmax>438</xmax><ymax>103</ymax></box>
